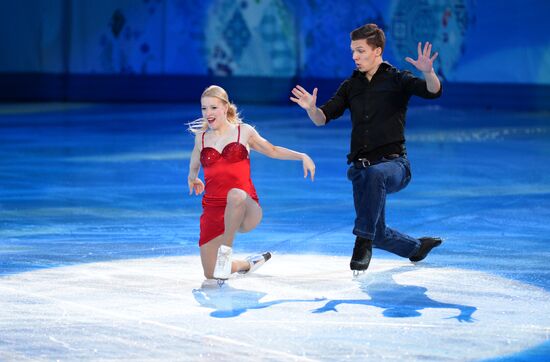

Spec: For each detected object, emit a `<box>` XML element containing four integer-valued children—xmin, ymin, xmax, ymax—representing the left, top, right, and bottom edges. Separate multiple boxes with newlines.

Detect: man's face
<box><xmin>350</xmin><ymin>39</ymin><xmax>381</xmax><ymax>74</ymax></box>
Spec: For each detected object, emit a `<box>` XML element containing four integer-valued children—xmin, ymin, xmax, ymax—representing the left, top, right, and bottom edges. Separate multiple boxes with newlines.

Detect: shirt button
<box><xmin>365</xmin><ymin>115</ymin><xmax>369</xmax><ymax>119</ymax></box>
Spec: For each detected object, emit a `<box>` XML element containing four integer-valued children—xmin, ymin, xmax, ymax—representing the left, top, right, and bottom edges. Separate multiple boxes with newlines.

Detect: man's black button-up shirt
<box><xmin>320</xmin><ymin>62</ymin><xmax>442</xmax><ymax>164</ymax></box>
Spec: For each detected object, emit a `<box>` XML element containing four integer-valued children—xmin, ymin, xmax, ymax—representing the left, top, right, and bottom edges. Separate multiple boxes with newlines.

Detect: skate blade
<box><xmin>352</xmin><ymin>270</ymin><xmax>366</xmax><ymax>277</ymax></box>
<box><xmin>216</xmin><ymin>279</ymin><xmax>227</xmax><ymax>287</ymax></box>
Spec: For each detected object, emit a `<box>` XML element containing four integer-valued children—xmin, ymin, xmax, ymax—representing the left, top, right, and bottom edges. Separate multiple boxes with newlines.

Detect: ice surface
<box><xmin>1</xmin><ymin>103</ymin><xmax>549</xmax><ymax>360</ymax></box>
<box><xmin>0</xmin><ymin>255</ymin><xmax>548</xmax><ymax>361</ymax></box>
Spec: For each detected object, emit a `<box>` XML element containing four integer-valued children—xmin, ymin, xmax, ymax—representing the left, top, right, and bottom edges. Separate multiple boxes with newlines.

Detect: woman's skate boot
<box><xmin>213</xmin><ymin>245</ymin><xmax>233</xmax><ymax>285</ymax></box>
<box><xmin>240</xmin><ymin>252</ymin><xmax>272</xmax><ymax>275</ymax></box>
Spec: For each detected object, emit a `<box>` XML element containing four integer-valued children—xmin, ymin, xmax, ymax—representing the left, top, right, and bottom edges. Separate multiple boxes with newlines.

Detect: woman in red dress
<box><xmin>188</xmin><ymin>85</ymin><xmax>316</xmax><ymax>280</ymax></box>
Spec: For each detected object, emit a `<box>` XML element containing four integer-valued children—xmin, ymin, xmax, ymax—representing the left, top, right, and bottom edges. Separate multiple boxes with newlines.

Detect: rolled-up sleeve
<box><xmin>319</xmin><ymin>80</ymin><xmax>350</xmax><ymax>124</ymax></box>
<box><xmin>400</xmin><ymin>71</ymin><xmax>442</xmax><ymax>99</ymax></box>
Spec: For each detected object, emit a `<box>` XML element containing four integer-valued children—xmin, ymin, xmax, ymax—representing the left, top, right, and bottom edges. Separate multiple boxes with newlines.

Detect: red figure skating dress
<box><xmin>199</xmin><ymin>124</ymin><xmax>259</xmax><ymax>246</ymax></box>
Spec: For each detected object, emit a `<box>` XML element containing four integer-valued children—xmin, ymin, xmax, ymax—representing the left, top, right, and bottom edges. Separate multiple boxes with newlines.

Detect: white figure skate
<box><xmin>239</xmin><ymin>252</ymin><xmax>272</xmax><ymax>275</ymax></box>
<box><xmin>213</xmin><ymin>245</ymin><xmax>232</xmax><ymax>286</ymax></box>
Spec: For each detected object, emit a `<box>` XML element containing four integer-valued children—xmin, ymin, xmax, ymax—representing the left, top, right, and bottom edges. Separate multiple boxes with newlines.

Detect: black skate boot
<box><xmin>350</xmin><ymin>237</ymin><xmax>372</xmax><ymax>276</ymax></box>
<box><xmin>409</xmin><ymin>237</ymin><xmax>443</xmax><ymax>262</ymax></box>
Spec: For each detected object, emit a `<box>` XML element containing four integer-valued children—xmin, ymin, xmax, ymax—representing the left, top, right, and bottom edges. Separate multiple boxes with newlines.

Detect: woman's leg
<box><xmin>200</xmin><ymin>188</ymin><xmax>263</xmax><ymax>279</ymax></box>
<box><xmin>224</xmin><ymin>188</ymin><xmax>262</xmax><ymax>242</ymax></box>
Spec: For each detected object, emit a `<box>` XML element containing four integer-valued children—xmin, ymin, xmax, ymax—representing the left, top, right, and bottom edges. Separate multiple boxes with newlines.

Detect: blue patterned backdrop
<box><xmin>0</xmin><ymin>0</ymin><xmax>549</xmax><ymax>84</ymax></box>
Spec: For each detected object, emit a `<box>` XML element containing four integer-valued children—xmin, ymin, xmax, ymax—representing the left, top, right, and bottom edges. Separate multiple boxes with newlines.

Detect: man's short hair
<box><xmin>350</xmin><ymin>23</ymin><xmax>386</xmax><ymax>52</ymax></box>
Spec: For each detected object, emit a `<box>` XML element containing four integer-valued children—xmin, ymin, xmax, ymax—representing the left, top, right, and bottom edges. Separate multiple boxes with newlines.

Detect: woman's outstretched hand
<box><xmin>188</xmin><ymin>177</ymin><xmax>205</xmax><ymax>195</ymax></box>
<box><xmin>302</xmin><ymin>154</ymin><xmax>316</xmax><ymax>181</ymax></box>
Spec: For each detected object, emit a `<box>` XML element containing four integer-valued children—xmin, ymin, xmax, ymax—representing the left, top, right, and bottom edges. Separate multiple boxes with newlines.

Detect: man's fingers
<box><xmin>405</xmin><ymin>57</ymin><xmax>414</xmax><ymax>65</ymax></box>
<box><xmin>417</xmin><ymin>42</ymin><xmax>422</xmax><ymax>56</ymax></box>
<box><xmin>296</xmin><ymin>85</ymin><xmax>308</xmax><ymax>93</ymax></box>
<box><xmin>291</xmin><ymin>88</ymin><xmax>302</xmax><ymax>97</ymax></box>
<box><xmin>430</xmin><ymin>52</ymin><xmax>439</xmax><ymax>62</ymax></box>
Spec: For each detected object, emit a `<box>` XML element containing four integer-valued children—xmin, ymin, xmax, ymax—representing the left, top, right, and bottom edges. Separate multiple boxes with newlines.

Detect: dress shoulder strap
<box><xmin>237</xmin><ymin>124</ymin><xmax>241</xmax><ymax>143</ymax></box>
<box><xmin>201</xmin><ymin>131</ymin><xmax>205</xmax><ymax>149</ymax></box>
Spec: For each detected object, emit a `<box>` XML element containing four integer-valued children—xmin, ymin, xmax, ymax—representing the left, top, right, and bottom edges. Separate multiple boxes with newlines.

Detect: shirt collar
<box><xmin>352</xmin><ymin>61</ymin><xmax>392</xmax><ymax>79</ymax></box>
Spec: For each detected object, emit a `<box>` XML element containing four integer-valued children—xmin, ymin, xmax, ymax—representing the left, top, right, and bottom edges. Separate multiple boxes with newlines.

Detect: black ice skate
<box><xmin>409</xmin><ymin>237</ymin><xmax>443</xmax><ymax>262</ymax></box>
<box><xmin>350</xmin><ymin>237</ymin><xmax>372</xmax><ymax>277</ymax></box>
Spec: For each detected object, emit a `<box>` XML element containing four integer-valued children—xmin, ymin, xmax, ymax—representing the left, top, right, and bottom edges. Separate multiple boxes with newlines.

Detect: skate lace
<box><xmin>216</xmin><ymin>250</ymin><xmax>230</xmax><ymax>269</ymax></box>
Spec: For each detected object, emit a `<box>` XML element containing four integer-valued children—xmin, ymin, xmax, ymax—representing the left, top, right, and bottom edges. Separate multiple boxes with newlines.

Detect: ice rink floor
<box><xmin>1</xmin><ymin>102</ymin><xmax>549</xmax><ymax>361</ymax></box>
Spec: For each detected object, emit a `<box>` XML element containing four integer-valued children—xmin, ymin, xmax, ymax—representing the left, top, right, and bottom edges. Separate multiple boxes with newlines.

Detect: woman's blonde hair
<box><xmin>187</xmin><ymin>85</ymin><xmax>242</xmax><ymax>134</ymax></box>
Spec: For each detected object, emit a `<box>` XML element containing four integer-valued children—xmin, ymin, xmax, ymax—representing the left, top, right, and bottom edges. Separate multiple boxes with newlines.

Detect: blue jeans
<box><xmin>347</xmin><ymin>156</ymin><xmax>420</xmax><ymax>258</ymax></box>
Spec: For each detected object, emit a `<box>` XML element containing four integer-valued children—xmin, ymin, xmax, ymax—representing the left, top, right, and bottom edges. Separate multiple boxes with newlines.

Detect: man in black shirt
<box><xmin>290</xmin><ymin>23</ymin><xmax>443</xmax><ymax>274</ymax></box>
